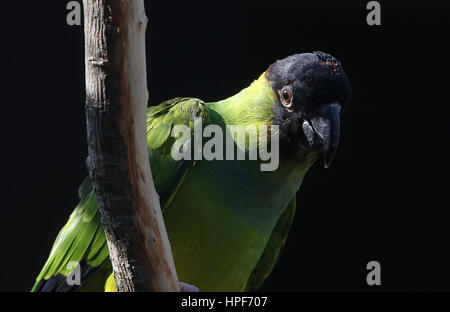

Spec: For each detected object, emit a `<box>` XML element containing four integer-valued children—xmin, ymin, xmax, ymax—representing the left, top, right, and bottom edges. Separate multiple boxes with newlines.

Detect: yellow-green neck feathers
<box><xmin>206</xmin><ymin>73</ymin><xmax>277</xmax><ymax>127</ymax></box>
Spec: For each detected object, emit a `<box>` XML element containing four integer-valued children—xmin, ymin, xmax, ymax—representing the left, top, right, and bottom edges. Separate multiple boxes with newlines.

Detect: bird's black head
<box><xmin>267</xmin><ymin>52</ymin><xmax>352</xmax><ymax>168</ymax></box>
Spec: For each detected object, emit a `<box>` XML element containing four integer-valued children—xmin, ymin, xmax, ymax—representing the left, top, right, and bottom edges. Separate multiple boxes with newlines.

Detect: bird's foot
<box><xmin>179</xmin><ymin>282</ymin><xmax>199</xmax><ymax>292</ymax></box>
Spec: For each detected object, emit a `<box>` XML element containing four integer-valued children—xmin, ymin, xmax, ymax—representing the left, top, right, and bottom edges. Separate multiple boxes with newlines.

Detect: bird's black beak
<box><xmin>310</xmin><ymin>103</ymin><xmax>341</xmax><ymax>168</ymax></box>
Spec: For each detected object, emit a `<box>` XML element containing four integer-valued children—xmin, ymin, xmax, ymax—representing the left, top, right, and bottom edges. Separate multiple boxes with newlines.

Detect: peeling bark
<box><xmin>83</xmin><ymin>0</ymin><xmax>180</xmax><ymax>292</ymax></box>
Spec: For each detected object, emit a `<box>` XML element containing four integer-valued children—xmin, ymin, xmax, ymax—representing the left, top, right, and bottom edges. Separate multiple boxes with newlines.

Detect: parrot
<box><xmin>31</xmin><ymin>52</ymin><xmax>352</xmax><ymax>292</ymax></box>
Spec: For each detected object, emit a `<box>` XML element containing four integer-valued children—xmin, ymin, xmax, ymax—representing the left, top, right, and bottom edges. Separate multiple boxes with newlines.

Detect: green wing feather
<box><xmin>31</xmin><ymin>187</ymin><xmax>109</xmax><ymax>291</ymax></box>
<box><xmin>32</xmin><ymin>98</ymin><xmax>210</xmax><ymax>291</ymax></box>
<box><xmin>245</xmin><ymin>197</ymin><xmax>297</xmax><ymax>291</ymax></box>
<box><xmin>147</xmin><ymin>98</ymin><xmax>211</xmax><ymax>205</ymax></box>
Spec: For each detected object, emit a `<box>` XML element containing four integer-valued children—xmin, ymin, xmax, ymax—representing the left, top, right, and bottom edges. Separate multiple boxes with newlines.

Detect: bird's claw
<box><xmin>179</xmin><ymin>282</ymin><xmax>199</xmax><ymax>292</ymax></box>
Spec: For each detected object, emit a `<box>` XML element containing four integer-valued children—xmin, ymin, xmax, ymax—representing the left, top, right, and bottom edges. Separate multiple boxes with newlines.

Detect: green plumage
<box><xmin>32</xmin><ymin>73</ymin><xmax>319</xmax><ymax>292</ymax></box>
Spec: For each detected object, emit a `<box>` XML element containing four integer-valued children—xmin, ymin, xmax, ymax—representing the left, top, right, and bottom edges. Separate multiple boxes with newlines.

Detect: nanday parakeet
<box><xmin>32</xmin><ymin>52</ymin><xmax>352</xmax><ymax>292</ymax></box>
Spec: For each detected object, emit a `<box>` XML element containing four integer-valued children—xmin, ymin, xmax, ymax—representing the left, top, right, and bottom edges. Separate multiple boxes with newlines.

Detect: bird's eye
<box><xmin>279</xmin><ymin>86</ymin><xmax>293</xmax><ymax>110</ymax></box>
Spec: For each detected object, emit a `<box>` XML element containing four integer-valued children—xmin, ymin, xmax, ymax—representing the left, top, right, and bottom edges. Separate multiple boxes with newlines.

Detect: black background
<box><xmin>0</xmin><ymin>0</ymin><xmax>449</xmax><ymax>292</ymax></box>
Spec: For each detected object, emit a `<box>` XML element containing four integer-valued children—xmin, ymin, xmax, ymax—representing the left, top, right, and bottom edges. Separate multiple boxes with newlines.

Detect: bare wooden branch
<box><xmin>83</xmin><ymin>0</ymin><xmax>180</xmax><ymax>292</ymax></box>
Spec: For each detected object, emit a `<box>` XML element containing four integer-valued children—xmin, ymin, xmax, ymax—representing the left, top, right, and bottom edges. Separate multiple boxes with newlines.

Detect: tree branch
<box><xmin>83</xmin><ymin>0</ymin><xmax>180</xmax><ymax>292</ymax></box>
